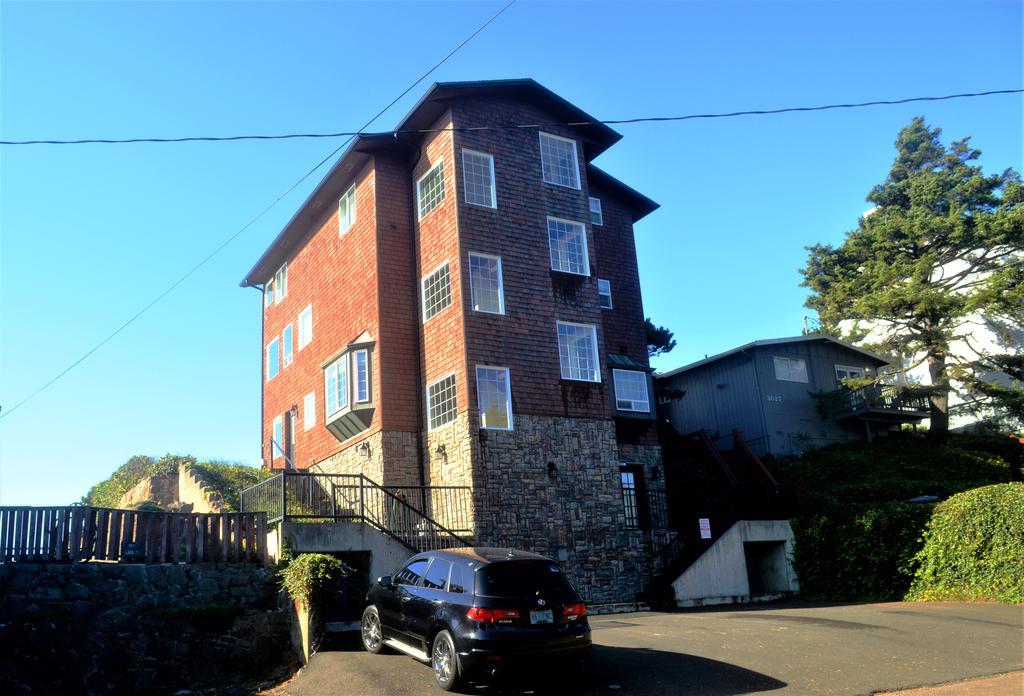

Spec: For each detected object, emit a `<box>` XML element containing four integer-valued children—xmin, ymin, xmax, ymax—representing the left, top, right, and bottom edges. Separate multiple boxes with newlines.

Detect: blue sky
<box><xmin>1</xmin><ymin>1</ymin><xmax>1021</xmax><ymax>505</ymax></box>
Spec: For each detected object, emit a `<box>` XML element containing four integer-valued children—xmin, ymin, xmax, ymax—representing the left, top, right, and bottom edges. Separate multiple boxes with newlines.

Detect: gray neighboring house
<box><xmin>656</xmin><ymin>334</ymin><xmax>929</xmax><ymax>457</ymax></box>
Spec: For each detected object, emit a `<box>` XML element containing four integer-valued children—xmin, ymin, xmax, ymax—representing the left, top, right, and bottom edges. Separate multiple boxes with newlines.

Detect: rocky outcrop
<box><xmin>178</xmin><ymin>465</ymin><xmax>226</xmax><ymax>513</ymax></box>
<box><xmin>117</xmin><ymin>474</ymin><xmax>178</xmax><ymax>509</ymax></box>
<box><xmin>115</xmin><ymin>465</ymin><xmax>227</xmax><ymax>513</ymax></box>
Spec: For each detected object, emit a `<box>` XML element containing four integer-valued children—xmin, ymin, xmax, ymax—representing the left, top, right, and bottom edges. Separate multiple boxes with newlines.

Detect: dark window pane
<box><xmin>423</xmin><ymin>559</ymin><xmax>451</xmax><ymax>590</ymax></box>
<box><xmin>475</xmin><ymin>560</ymin><xmax>575</xmax><ymax>598</ymax></box>
<box><xmin>395</xmin><ymin>559</ymin><xmax>429</xmax><ymax>586</ymax></box>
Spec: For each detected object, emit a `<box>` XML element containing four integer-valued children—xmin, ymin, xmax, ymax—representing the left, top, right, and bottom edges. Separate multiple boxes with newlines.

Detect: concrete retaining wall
<box><xmin>671</xmin><ymin>520</ymin><xmax>799</xmax><ymax>607</ymax></box>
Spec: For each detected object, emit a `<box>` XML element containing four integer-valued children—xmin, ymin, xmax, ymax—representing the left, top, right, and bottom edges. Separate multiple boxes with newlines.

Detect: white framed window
<box><xmin>422</xmin><ymin>261</ymin><xmax>452</xmax><ymax>321</ymax></box>
<box><xmin>468</xmin><ymin>252</ymin><xmax>504</xmax><ymax>314</ymax></box>
<box><xmin>613</xmin><ymin>369</ymin><xmax>650</xmax><ymax>412</ymax></box>
<box><xmin>298</xmin><ymin>305</ymin><xmax>313</xmax><ymax>350</ymax></box>
<box><xmin>282</xmin><ymin>324</ymin><xmax>294</xmax><ymax>367</ymax></box>
<box><xmin>557</xmin><ymin>321</ymin><xmax>600</xmax><ymax>382</ymax></box>
<box><xmin>598</xmin><ymin>279</ymin><xmax>612</xmax><ymax>309</ymax></box>
<box><xmin>417</xmin><ymin>160</ymin><xmax>446</xmax><ymax>221</ymax></box>
<box><xmin>273</xmin><ymin>264</ymin><xmax>287</xmax><ymax>304</ymax></box>
<box><xmin>264</xmin><ymin>280</ymin><xmax>275</xmax><ymax>307</ymax></box>
<box><xmin>272</xmin><ymin>415</ymin><xmax>283</xmax><ymax>460</ymax></box>
<box><xmin>476</xmin><ymin>366</ymin><xmax>513</xmax><ymax>430</ymax></box>
<box><xmin>325</xmin><ymin>354</ymin><xmax>350</xmax><ymax>417</ymax></box>
<box><xmin>835</xmin><ymin>365</ymin><xmax>866</xmax><ymax>382</ymax></box>
<box><xmin>774</xmin><ymin>356</ymin><xmax>809</xmax><ymax>383</ymax></box>
<box><xmin>339</xmin><ymin>185</ymin><xmax>356</xmax><ymax>235</ymax></box>
<box><xmin>539</xmin><ymin>132</ymin><xmax>580</xmax><ymax>189</ymax></box>
<box><xmin>427</xmin><ymin>373</ymin><xmax>458</xmax><ymax>431</ymax></box>
<box><xmin>589</xmin><ymin>197</ymin><xmax>603</xmax><ymax>226</ymax></box>
<box><xmin>303</xmin><ymin>392</ymin><xmax>316</xmax><ymax>431</ymax></box>
<box><xmin>547</xmin><ymin>217</ymin><xmax>589</xmax><ymax>276</ymax></box>
<box><xmin>266</xmin><ymin>338</ymin><xmax>281</xmax><ymax>381</ymax></box>
<box><xmin>354</xmin><ymin>349</ymin><xmax>370</xmax><ymax>403</ymax></box>
<box><xmin>462</xmin><ymin>149</ymin><xmax>496</xmax><ymax>208</ymax></box>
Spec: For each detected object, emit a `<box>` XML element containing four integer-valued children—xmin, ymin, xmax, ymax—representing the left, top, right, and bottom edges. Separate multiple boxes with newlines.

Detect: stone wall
<box><xmin>118</xmin><ymin>474</ymin><xmax>178</xmax><ymax>509</ymax></box>
<box><xmin>474</xmin><ymin>414</ymin><xmax>658</xmax><ymax>604</ymax></box>
<box><xmin>311</xmin><ymin>430</ymin><xmax>421</xmax><ymax>488</ymax></box>
<box><xmin>0</xmin><ymin>563</ymin><xmax>295</xmax><ymax>694</ymax></box>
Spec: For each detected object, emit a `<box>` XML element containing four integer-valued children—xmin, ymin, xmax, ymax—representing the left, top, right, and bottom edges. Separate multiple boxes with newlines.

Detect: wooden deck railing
<box><xmin>0</xmin><ymin>506</ymin><xmax>268</xmax><ymax>565</ymax></box>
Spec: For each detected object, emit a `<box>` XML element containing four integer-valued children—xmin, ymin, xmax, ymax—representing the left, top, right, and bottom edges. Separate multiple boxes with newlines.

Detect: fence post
<box><xmin>280</xmin><ymin>473</ymin><xmax>287</xmax><ymax>523</ymax></box>
<box><xmin>359</xmin><ymin>476</ymin><xmax>366</xmax><ymax>523</ymax></box>
<box><xmin>331</xmin><ymin>483</ymin><xmax>337</xmax><ymax>520</ymax></box>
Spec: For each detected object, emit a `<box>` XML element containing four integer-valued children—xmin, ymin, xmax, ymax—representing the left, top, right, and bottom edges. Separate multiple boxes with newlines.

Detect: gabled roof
<box><xmin>587</xmin><ymin>165</ymin><xmax>659</xmax><ymax>222</ymax></box>
<box><xmin>240</xmin><ymin>79</ymin><xmax>652</xmax><ymax>288</ymax></box>
<box><xmin>655</xmin><ymin>334</ymin><xmax>890</xmax><ymax>380</ymax></box>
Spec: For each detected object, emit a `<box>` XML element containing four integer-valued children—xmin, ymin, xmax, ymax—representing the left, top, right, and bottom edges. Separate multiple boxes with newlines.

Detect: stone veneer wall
<box><xmin>310</xmin><ymin>431</ymin><xmax>421</xmax><ymax>488</ymax></box>
<box><xmin>423</xmin><ymin>413</ymin><xmax>478</xmax><ymax>533</ymax></box>
<box><xmin>0</xmin><ymin>562</ymin><xmax>294</xmax><ymax>694</ymax></box>
<box><xmin>472</xmin><ymin>414</ymin><xmax>658</xmax><ymax>604</ymax></box>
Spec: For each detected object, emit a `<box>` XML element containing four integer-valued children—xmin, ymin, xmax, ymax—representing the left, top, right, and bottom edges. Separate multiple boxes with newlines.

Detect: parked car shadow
<box><xmin>319</xmin><ymin>634</ymin><xmax>785</xmax><ymax>695</ymax></box>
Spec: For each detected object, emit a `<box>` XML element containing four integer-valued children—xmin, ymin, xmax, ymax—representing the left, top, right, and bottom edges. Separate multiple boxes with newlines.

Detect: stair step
<box><xmin>384</xmin><ymin>638</ymin><xmax>430</xmax><ymax>662</ymax></box>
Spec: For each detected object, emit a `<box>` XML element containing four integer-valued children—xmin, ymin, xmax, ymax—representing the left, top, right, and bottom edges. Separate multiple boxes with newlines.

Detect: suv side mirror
<box><xmin>378</xmin><ymin>575</ymin><xmax>393</xmax><ymax>589</ymax></box>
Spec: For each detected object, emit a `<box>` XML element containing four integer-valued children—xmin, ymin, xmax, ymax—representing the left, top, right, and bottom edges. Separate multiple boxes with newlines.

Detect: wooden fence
<box><xmin>0</xmin><ymin>506</ymin><xmax>268</xmax><ymax>565</ymax></box>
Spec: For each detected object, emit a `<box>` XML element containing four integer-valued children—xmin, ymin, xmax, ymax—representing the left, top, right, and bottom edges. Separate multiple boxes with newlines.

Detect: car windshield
<box><xmin>475</xmin><ymin>560</ymin><xmax>576</xmax><ymax>598</ymax></box>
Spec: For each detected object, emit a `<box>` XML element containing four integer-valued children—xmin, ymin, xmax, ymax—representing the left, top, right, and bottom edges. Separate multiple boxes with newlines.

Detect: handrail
<box><xmin>732</xmin><ymin>429</ymin><xmax>779</xmax><ymax>487</ymax></box>
<box><xmin>696</xmin><ymin>430</ymin><xmax>737</xmax><ymax>485</ymax></box>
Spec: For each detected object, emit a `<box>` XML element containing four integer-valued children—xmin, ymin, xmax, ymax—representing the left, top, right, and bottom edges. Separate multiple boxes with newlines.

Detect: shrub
<box><xmin>773</xmin><ymin>434</ymin><xmax>1020</xmax><ymax>601</ymax></box>
<box><xmin>907</xmin><ymin>483</ymin><xmax>1024</xmax><ymax>603</ymax></box>
<box><xmin>279</xmin><ymin>553</ymin><xmax>351</xmax><ymax>607</ymax></box>
<box><xmin>82</xmin><ymin>454</ymin><xmax>185</xmax><ymax>508</ymax></box>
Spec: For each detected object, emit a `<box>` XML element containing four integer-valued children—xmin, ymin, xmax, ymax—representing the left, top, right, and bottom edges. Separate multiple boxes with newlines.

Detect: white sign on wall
<box><xmin>698</xmin><ymin>517</ymin><xmax>712</xmax><ymax>539</ymax></box>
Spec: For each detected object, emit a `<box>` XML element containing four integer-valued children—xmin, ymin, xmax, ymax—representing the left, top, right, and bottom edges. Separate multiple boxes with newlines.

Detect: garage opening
<box><xmin>743</xmin><ymin>541</ymin><xmax>788</xmax><ymax>594</ymax></box>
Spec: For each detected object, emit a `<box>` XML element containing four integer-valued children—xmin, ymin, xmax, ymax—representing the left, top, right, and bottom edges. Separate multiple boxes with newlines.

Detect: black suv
<box><xmin>360</xmin><ymin>547</ymin><xmax>591</xmax><ymax>691</ymax></box>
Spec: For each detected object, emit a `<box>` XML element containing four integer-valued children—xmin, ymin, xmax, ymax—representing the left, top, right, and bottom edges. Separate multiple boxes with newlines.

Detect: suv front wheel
<box><xmin>431</xmin><ymin>630</ymin><xmax>462</xmax><ymax>692</ymax></box>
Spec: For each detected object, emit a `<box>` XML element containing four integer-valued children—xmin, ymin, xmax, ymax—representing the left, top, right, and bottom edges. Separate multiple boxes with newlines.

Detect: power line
<box><xmin>0</xmin><ymin>0</ymin><xmax>517</xmax><ymax>422</ymax></box>
<box><xmin>2</xmin><ymin>88</ymin><xmax>1020</xmax><ymax>146</ymax></box>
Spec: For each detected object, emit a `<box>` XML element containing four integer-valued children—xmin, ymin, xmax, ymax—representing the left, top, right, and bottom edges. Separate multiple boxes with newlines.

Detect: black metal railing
<box><xmin>240</xmin><ymin>473</ymin><xmax>473</xmax><ymax>552</ymax></box>
<box><xmin>823</xmin><ymin>384</ymin><xmax>930</xmax><ymax>418</ymax></box>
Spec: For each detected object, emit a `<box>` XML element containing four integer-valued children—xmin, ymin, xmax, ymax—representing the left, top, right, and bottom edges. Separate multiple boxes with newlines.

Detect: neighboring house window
<box><xmin>303</xmin><ymin>392</ymin><xmax>316</xmax><ymax>431</ymax></box>
<box><xmin>613</xmin><ymin>369</ymin><xmax>650</xmax><ymax>412</ymax></box>
<box><xmin>266</xmin><ymin>338</ymin><xmax>280</xmax><ymax>381</ymax></box>
<box><xmin>354</xmin><ymin>349</ymin><xmax>370</xmax><ymax>403</ymax></box>
<box><xmin>282</xmin><ymin>324</ymin><xmax>294</xmax><ymax>367</ymax></box>
<box><xmin>427</xmin><ymin>373</ymin><xmax>458</xmax><ymax>431</ymax></box>
<box><xmin>462</xmin><ymin>149</ymin><xmax>496</xmax><ymax>208</ymax></box>
<box><xmin>835</xmin><ymin>365</ymin><xmax>866</xmax><ymax>383</ymax></box>
<box><xmin>273</xmin><ymin>264</ymin><xmax>287</xmax><ymax>304</ymax></box>
<box><xmin>547</xmin><ymin>217</ymin><xmax>589</xmax><ymax>276</ymax></box>
<box><xmin>468</xmin><ymin>253</ymin><xmax>504</xmax><ymax>314</ymax></box>
<box><xmin>325</xmin><ymin>354</ymin><xmax>350</xmax><ymax>417</ymax></box>
<box><xmin>422</xmin><ymin>262</ymin><xmax>452</xmax><ymax>321</ymax></box>
<box><xmin>265</xmin><ymin>279</ymin><xmax>275</xmax><ymax>307</ymax></box>
<box><xmin>298</xmin><ymin>305</ymin><xmax>313</xmax><ymax>350</ymax></box>
<box><xmin>589</xmin><ymin>197</ymin><xmax>603</xmax><ymax>226</ymax></box>
<box><xmin>598</xmin><ymin>279</ymin><xmax>612</xmax><ymax>309</ymax></box>
<box><xmin>539</xmin><ymin>132</ymin><xmax>580</xmax><ymax>189</ymax></box>
<box><xmin>557</xmin><ymin>321</ymin><xmax>600</xmax><ymax>382</ymax></box>
<box><xmin>339</xmin><ymin>185</ymin><xmax>356</xmax><ymax>235</ymax></box>
<box><xmin>476</xmin><ymin>366</ymin><xmax>513</xmax><ymax>430</ymax></box>
<box><xmin>774</xmin><ymin>356</ymin><xmax>809</xmax><ymax>383</ymax></box>
<box><xmin>620</xmin><ymin>467</ymin><xmax>640</xmax><ymax>528</ymax></box>
<box><xmin>417</xmin><ymin>160</ymin><xmax>446</xmax><ymax>221</ymax></box>
<box><xmin>272</xmin><ymin>415</ymin><xmax>283</xmax><ymax>461</ymax></box>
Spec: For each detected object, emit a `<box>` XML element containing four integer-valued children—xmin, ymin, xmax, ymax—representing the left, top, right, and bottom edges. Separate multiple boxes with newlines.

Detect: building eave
<box><xmin>586</xmin><ymin>164</ymin><xmax>659</xmax><ymax>222</ymax></box>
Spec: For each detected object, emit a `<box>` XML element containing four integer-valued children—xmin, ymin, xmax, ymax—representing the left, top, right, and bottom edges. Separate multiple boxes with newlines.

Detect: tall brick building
<box><xmin>241</xmin><ymin>80</ymin><xmax>666</xmax><ymax>601</ymax></box>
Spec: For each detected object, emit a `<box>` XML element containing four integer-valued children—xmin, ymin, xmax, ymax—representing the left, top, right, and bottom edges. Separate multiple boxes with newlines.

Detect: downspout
<box><xmin>405</xmin><ymin>138</ymin><xmax>428</xmax><ymax>490</ymax></box>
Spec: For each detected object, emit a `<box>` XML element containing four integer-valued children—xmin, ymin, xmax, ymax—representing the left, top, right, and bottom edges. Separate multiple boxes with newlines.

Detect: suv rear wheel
<box><xmin>431</xmin><ymin>630</ymin><xmax>462</xmax><ymax>691</ymax></box>
<box><xmin>360</xmin><ymin>605</ymin><xmax>384</xmax><ymax>654</ymax></box>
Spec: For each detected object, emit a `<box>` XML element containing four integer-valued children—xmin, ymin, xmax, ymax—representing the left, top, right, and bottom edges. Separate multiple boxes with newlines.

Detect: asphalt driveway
<box><xmin>270</xmin><ymin>601</ymin><xmax>1023</xmax><ymax>695</ymax></box>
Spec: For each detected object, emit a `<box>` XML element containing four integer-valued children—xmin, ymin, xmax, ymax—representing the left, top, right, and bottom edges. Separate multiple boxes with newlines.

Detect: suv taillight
<box><xmin>562</xmin><ymin>603</ymin><xmax>587</xmax><ymax>620</ymax></box>
<box><xmin>467</xmin><ymin>607</ymin><xmax>521</xmax><ymax>624</ymax></box>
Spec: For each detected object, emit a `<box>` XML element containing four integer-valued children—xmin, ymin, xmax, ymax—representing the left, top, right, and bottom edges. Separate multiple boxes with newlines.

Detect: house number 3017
<box><xmin>766</xmin><ymin>395</ymin><xmax>783</xmax><ymax>402</ymax></box>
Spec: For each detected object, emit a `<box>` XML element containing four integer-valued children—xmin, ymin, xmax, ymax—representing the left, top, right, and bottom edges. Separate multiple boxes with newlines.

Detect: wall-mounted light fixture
<box><xmin>435</xmin><ymin>443</ymin><xmax>447</xmax><ymax>460</ymax></box>
<box><xmin>356</xmin><ymin>441</ymin><xmax>371</xmax><ymax>457</ymax></box>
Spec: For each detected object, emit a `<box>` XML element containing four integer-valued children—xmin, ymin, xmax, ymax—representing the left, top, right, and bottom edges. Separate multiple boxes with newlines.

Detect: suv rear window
<box><xmin>475</xmin><ymin>560</ymin><xmax>576</xmax><ymax>598</ymax></box>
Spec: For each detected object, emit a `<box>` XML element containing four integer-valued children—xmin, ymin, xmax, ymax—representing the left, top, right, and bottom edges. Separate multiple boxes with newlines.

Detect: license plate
<box><xmin>530</xmin><ymin>609</ymin><xmax>553</xmax><ymax>624</ymax></box>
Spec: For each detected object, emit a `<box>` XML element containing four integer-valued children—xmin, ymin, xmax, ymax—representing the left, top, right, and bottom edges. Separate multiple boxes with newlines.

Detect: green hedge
<box><xmin>908</xmin><ymin>483</ymin><xmax>1024</xmax><ymax>603</ymax></box>
<box><xmin>279</xmin><ymin>553</ymin><xmax>351</xmax><ymax>607</ymax></box>
<box><xmin>188</xmin><ymin>460</ymin><xmax>274</xmax><ymax>511</ymax></box>
<box><xmin>773</xmin><ymin>435</ymin><xmax>1021</xmax><ymax>601</ymax></box>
